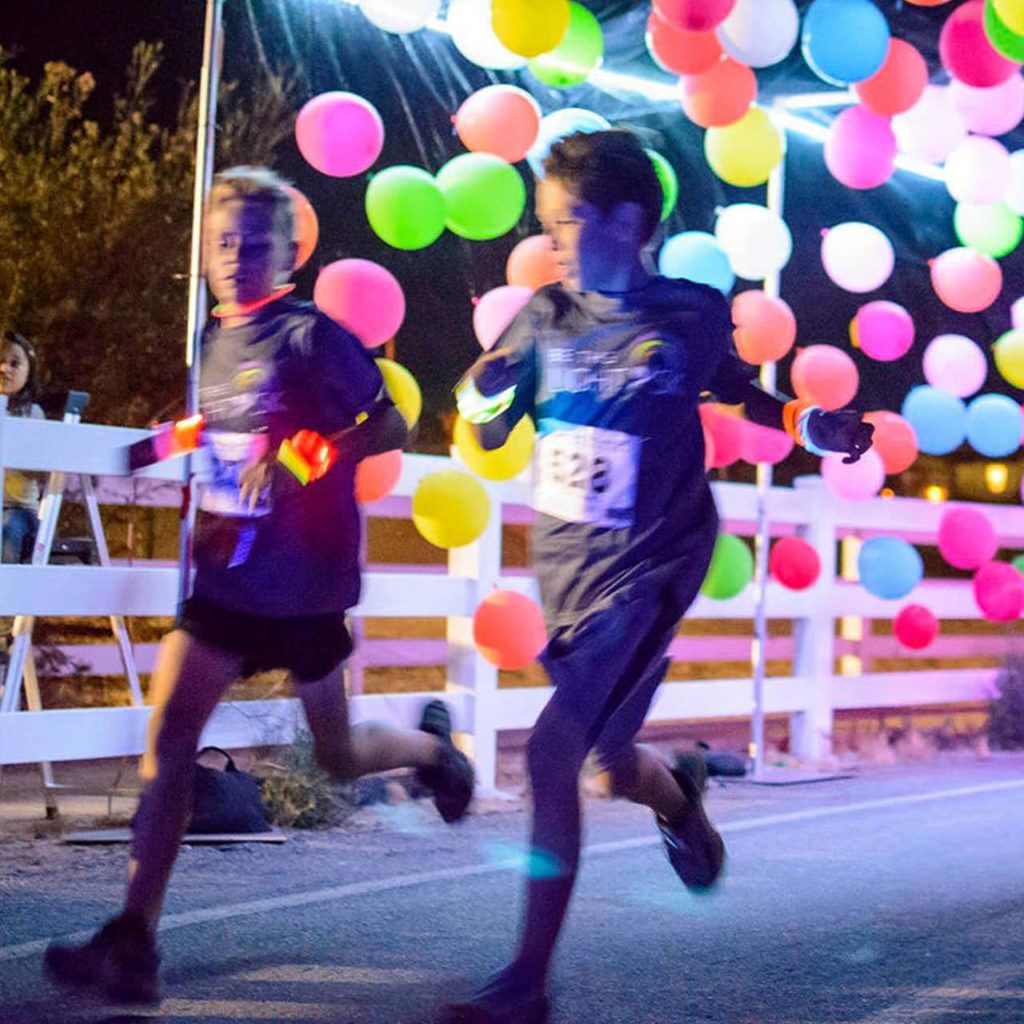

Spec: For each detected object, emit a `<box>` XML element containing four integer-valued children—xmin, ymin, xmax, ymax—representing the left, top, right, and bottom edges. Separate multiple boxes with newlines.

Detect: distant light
<box><xmin>984</xmin><ymin>462</ymin><xmax>1009</xmax><ymax>494</ymax></box>
<box><xmin>880</xmin><ymin>487</ymin><xmax>895</xmax><ymax>499</ymax></box>
<box><xmin>924</xmin><ymin>484</ymin><xmax>948</xmax><ymax>503</ymax></box>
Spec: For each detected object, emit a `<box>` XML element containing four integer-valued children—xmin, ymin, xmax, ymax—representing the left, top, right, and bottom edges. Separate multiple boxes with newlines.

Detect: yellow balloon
<box><xmin>995</xmin><ymin>0</ymin><xmax>1024</xmax><ymax>36</ymax></box>
<box><xmin>994</xmin><ymin>328</ymin><xmax>1024</xmax><ymax>388</ymax></box>
<box><xmin>492</xmin><ymin>0</ymin><xmax>571</xmax><ymax>58</ymax></box>
<box><xmin>412</xmin><ymin>470</ymin><xmax>491</xmax><ymax>549</ymax></box>
<box><xmin>376</xmin><ymin>358</ymin><xmax>422</xmax><ymax>428</ymax></box>
<box><xmin>454</xmin><ymin>414</ymin><xmax>535</xmax><ymax>481</ymax></box>
<box><xmin>849</xmin><ymin>317</ymin><xmax>860</xmax><ymax>349</ymax></box>
<box><xmin>704</xmin><ymin>107</ymin><xmax>784</xmax><ymax>188</ymax></box>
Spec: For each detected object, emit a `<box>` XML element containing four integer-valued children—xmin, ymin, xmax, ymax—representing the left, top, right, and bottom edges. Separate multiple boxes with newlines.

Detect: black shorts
<box><xmin>177</xmin><ymin>597</ymin><xmax>353</xmax><ymax>682</ymax></box>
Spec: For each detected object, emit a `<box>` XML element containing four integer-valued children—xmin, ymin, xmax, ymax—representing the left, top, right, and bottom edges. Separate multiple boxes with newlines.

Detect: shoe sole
<box><xmin>446</xmin><ymin>996</ymin><xmax>550</xmax><ymax>1023</ymax></box>
<box><xmin>44</xmin><ymin>949</ymin><xmax>160</xmax><ymax>1005</ymax></box>
<box><xmin>662</xmin><ymin>766</ymin><xmax>726</xmax><ymax>890</ymax></box>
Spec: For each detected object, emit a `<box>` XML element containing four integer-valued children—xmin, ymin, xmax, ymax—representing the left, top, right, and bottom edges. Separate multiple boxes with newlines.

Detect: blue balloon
<box><xmin>527</xmin><ymin>108</ymin><xmax>611</xmax><ymax>178</ymax></box>
<box><xmin>658</xmin><ymin>231</ymin><xmax>735</xmax><ymax>294</ymax></box>
<box><xmin>802</xmin><ymin>0</ymin><xmax>890</xmax><ymax>86</ymax></box>
<box><xmin>966</xmin><ymin>393</ymin><xmax>1022</xmax><ymax>458</ymax></box>
<box><xmin>901</xmin><ymin>386</ymin><xmax>966</xmax><ymax>456</ymax></box>
<box><xmin>858</xmin><ymin>537</ymin><xmax>923</xmax><ymax>600</ymax></box>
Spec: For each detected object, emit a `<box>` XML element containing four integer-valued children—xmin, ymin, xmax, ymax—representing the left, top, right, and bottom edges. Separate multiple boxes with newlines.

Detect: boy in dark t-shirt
<box><xmin>448</xmin><ymin>132</ymin><xmax>872</xmax><ymax>1023</ymax></box>
<box><xmin>44</xmin><ymin>168</ymin><xmax>474</xmax><ymax>1005</ymax></box>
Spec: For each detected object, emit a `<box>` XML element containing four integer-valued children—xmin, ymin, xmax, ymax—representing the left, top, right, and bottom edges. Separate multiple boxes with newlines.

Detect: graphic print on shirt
<box><xmin>198</xmin><ymin>360</ymin><xmax>279</xmax><ymax>519</ymax></box>
<box><xmin>534</xmin><ymin>328</ymin><xmax>684</xmax><ymax>528</ymax></box>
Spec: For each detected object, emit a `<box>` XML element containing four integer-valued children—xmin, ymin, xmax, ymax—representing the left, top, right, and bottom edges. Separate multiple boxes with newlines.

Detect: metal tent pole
<box><xmin>749</xmin><ymin>108</ymin><xmax>788</xmax><ymax>781</ymax></box>
<box><xmin>177</xmin><ymin>0</ymin><xmax>225</xmax><ymax>604</ymax></box>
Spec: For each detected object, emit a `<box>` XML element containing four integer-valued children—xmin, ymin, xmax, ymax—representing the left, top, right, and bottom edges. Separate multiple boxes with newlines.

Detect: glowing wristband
<box><xmin>277</xmin><ymin>430</ymin><xmax>337</xmax><ymax>485</ymax></box>
<box><xmin>796</xmin><ymin>407</ymin><xmax>830</xmax><ymax>457</ymax></box>
<box><xmin>455</xmin><ymin>376</ymin><xmax>517</xmax><ymax>425</ymax></box>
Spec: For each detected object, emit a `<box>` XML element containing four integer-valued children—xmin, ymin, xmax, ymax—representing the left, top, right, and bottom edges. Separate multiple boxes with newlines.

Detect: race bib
<box><xmin>199</xmin><ymin>430</ymin><xmax>272</xmax><ymax>518</ymax></box>
<box><xmin>534</xmin><ymin>420</ymin><xmax>640</xmax><ymax>528</ymax></box>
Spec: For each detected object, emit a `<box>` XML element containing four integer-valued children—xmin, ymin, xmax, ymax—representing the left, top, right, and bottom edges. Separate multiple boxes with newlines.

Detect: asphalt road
<box><xmin>2</xmin><ymin>756</ymin><xmax>1023</xmax><ymax>1024</ymax></box>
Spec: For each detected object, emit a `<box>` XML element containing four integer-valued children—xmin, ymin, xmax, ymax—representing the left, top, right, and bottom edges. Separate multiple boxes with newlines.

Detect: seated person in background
<box><xmin>1</xmin><ymin>330</ymin><xmax>45</xmax><ymax>563</ymax></box>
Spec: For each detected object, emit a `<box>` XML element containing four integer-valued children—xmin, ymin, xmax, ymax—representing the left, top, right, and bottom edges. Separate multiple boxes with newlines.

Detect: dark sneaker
<box><xmin>446</xmin><ymin>964</ymin><xmax>549</xmax><ymax>1024</ymax></box>
<box><xmin>415</xmin><ymin>699</ymin><xmax>474</xmax><ymax>823</ymax></box>
<box><xmin>657</xmin><ymin>762</ymin><xmax>726</xmax><ymax>891</ymax></box>
<box><xmin>43</xmin><ymin>911</ymin><xmax>160</xmax><ymax>1004</ymax></box>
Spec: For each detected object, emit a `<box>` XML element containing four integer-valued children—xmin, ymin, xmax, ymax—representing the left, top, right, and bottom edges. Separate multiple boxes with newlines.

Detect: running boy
<box><xmin>44</xmin><ymin>167</ymin><xmax>474</xmax><ymax>1005</ymax></box>
<box><xmin>449</xmin><ymin>131</ymin><xmax>872</xmax><ymax>1023</ymax></box>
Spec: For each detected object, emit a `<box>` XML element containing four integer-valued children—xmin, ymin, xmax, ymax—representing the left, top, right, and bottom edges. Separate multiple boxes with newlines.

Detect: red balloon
<box><xmin>973</xmin><ymin>562</ymin><xmax>1024</xmax><ymax>622</ymax></box>
<box><xmin>355</xmin><ymin>449</ymin><xmax>402</xmax><ymax>504</ymax></box>
<box><xmin>863</xmin><ymin>411</ymin><xmax>918</xmax><ymax>474</ymax></box>
<box><xmin>679</xmin><ymin>57</ymin><xmax>757</xmax><ymax>128</ymax></box>
<box><xmin>854</xmin><ymin>39</ymin><xmax>928</xmax><ymax>116</ymax></box>
<box><xmin>699</xmin><ymin>404</ymin><xmax>743</xmax><ymax>467</ymax></box>
<box><xmin>654</xmin><ymin>0</ymin><xmax>736</xmax><ymax>31</ymax></box>
<box><xmin>937</xmin><ymin>506</ymin><xmax>998</xmax><ymax>569</ymax></box>
<box><xmin>770</xmin><ymin>536</ymin><xmax>821</xmax><ymax>590</ymax></box>
<box><xmin>473</xmin><ymin>590</ymin><xmax>547</xmax><ymax>669</ymax></box>
<box><xmin>939</xmin><ymin>1</ymin><xmax>1021</xmax><ymax>88</ymax></box>
<box><xmin>646</xmin><ymin>9</ymin><xmax>722</xmax><ymax>75</ymax></box>
<box><xmin>894</xmin><ymin>604</ymin><xmax>939</xmax><ymax>649</ymax></box>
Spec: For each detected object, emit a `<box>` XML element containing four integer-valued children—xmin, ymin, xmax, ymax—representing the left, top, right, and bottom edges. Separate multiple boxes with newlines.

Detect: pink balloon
<box><xmin>944</xmin><ymin>136</ymin><xmax>1011</xmax><ymax>204</ymax></box>
<box><xmin>313</xmin><ymin>259</ymin><xmax>405</xmax><ymax>347</ymax></box>
<box><xmin>506</xmin><ymin>235</ymin><xmax>562</xmax><ymax>290</ymax></box>
<box><xmin>922</xmin><ymin>334</ymin><xmax>988</xmax><ymax>398</ymax></box>
<box><xmin>824</xmin><ymin>106</ymin><xmax>896</xmax><ymax>190</ymax></box>
<box><xmin>854</xmin><ymin>301</ymin><xmax>914</xmax><ymax>361</ymax></box>
<box><xmin>653</xmin><ymin>0</ymin><xmax>736</xmax><ymax>32</ymax></box>
<box><xmin>930</xmin><ymin>247</ymin><xmax>1003</xmax><ymax>313</ymax></box>
<box><xmin>950</xmin><ymin>76</ymin><xmax>1024</xmax><ymax>137</ymax></box>
<box><xmin>938</xmin><ymin>506</ymin><xmax>998</xmax><ymax>569</ymax></box>
<box><xmin>892</xmin><ymin>86</ymin><xmax>966</xmax><ymax>164</ymax></box>
<box><xmin>973</xmin><ymin>561</ymin><xmax>1024</xmax><ymax>622</ymax></box>
<box><xmin>473</xmin><ymin>286</ymin><xmax>534</xmax><ymax>350</ymax></box>
<box><xmin>894</xmin><ymin>604</ymin><xmax>938</xmax><ymax>650</ymax></box>
<box><xmin>791</xmin><ymin>345</ymin><xmax>859</xmax><ymax>411</ymax></box>
<box><xmin>738</xmin><ymin>419</ymin><xmax>794</xmax><ymax>465</ymax></box>
<box><xmin>699</xmin><ymin>404</ymin><xmax>743</xmax><ymax>467</ymax></box>
<box><xmin>295</xmin><ymin>92</ymin><xmax>384</xmax><ymax>177</ymax></box>
<box><xmin>821</xmin><ymin>448</ymin><xmax>885</xmax><ymax>501</ymax></box>
<box><xmin>939</xmin><ymin>1</ymin><xmax>1021</xmax><ymax>88</ymax></box>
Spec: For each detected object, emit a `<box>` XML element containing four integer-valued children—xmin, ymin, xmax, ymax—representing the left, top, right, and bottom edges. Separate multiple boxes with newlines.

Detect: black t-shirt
<box><xmin>191</xmin><ymin>298</ymin><xmax>382</xmax><ymax>616</ymax></box>
<box><xmin>474</xmin><ymin>278</ymin><xmax>749</xmax><ymax>625</ymax></box>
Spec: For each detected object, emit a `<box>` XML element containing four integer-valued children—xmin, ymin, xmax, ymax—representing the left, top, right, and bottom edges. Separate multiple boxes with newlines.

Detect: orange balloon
<box><xmin>473</xmin><ymin>590</ymin><xmax>547</xmax><ymax>669</ymax></box>
<box><xmin>863</xmin><ymin>411</ymin><xmax>918</xmax><ymax>474</ymax></box>
<box><xmin>285</xmin><ymin>185</ymin><xmax>319</xmax><ymax>271</ymax></box>
<box><xmin>731</xmin><ymin>291</ymin><xmax>796</xmax><ymax>365</ymax></box>
<box><xmin>679</xmin><ymin>57</ymin><xmax>757</xmax><ymax>128</ymax></box>
<box><xmin>791</xmin><ymin>345</ymin><xmax>859</xmax><ymax>411</ymax></box>
<box><xmin>646</xmin><ymin>9</ymin><xmax>721</xmax><ymax>76</ymax></box>
<box><xmin>355</xmin><ymin>449</ymin><xmax>402</xmax><ymax>504</ymax></box>
<box><xmin>455</xmin><ymin>85</ymin><xmax>541</xmax><ymax>165</ymax></box>
<box><xmin>854</xmin><ymin>39</ymin><xmax>928</xmax><ymax>117</ymax></box>
<box><xmin>506</xmin><ymin>234</ymin><xmax>563</xmax><ymax>289</ymax></box>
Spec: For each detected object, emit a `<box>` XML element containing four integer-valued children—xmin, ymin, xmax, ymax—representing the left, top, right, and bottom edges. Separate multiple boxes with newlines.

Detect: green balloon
<box><xmin>436</xmin><ymin>153</ymin><xmax>526</xmax><ymax>241</ymax></box>
<box><xmin>985</xmin><ymin>0</ymin><xmax>1024</xmax><ymax>61</ymax></box>
<box><xmin>954</xmin><ymin>201</ymin><xmax>1023</xmax><ymax>259</ymax></box>
<box><xmin>701</xmin><ymin>533</ymin><xmax>755</xmax><ymax>601</ymax></box>
<box><xmin>646</xmin><ymin>148</ymin><xmax>678</xmax><ymax>222</ymax></box>
<box><xmin>528</xmin><ymin>2</ymin><xmax>604</xmax><ymax>88</ymax></box>
<box><xmin>1013</xmin><ymin>554</ymin><xmax>1024</xmax><ymax>576</ymax></box>
<box><xmin>365</xmin><ymin>166</ymin><xmax>446</xmax><ymax>250</ymax></box>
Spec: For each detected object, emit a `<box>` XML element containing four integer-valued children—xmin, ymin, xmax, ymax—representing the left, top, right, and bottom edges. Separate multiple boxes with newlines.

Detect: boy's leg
<box><xmin>297</xmin><ymin>666</ymin><xmax>474</xmax><ymax>822</ymax></box>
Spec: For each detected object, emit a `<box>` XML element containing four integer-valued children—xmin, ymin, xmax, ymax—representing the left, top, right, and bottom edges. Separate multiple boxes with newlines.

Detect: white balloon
<box><xmin>714</xmin><ymin>203</ymin><xmax>793</xmax><ymax>281</ymax></box>
<box><xmin>892</xmin><ymin>85</ymin><xmax>967</xmax><ymax>165</ymax></box>
<box><xmin>923</xmin><ymin>334</ymin><xmax>988</xmax><ymax>399</ymax></box>
<box><xmin>716</xmin><ymin>0</ymin><xmax>799</xmax><ymax>69</ymax></box>
<box><xmin>1005</xmin><ymin>151</ymin><xmax>1024</xmax><ymax>215</ymax></box>
<box><xmin>447</xmin><ymin>0</ymin><xmax>527</xmax><ymax>70</ymax></box>
<box><xmin>1013</xmin><ymin>295</ymin><xmax>1024</xmax><ymax>330</ymax></box>
<box><xmin>950</xmin><ymin>76</ymin><xmax>1024</xmax><ymax>138</ymax></box>
<box><xmin>821</xmin><ymin>222</ymin><xmax>894</xmax><ymax>294</ymax></box>
<box><xmin>359</xmin><ymin>0</ymin><xmax>440</xmax><ymax>34</ymax></box>
<box><xmin>944</xmin><ymin>136</ymin><xmax>1011</xmax><ymax>205</ymax></box>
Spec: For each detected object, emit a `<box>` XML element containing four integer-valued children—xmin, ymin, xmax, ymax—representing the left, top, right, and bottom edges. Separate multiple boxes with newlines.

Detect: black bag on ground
<box><xmin>188</xmin><ymin>746</ymin><xmax>270</xmax><ymax>834</ymax></box>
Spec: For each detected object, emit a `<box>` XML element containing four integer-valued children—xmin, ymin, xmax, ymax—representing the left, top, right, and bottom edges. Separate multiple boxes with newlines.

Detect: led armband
<box><xmin>455</xmin><ymin>376</ymin><xmax>517</xmax><ymax>425</ymax></box>
<box><xmin>126</xmin><ymin>414</ymin><xmax>205</xmax><ymax>472</ymax></box>
<box><xmin>277</xmin><ymin>429</ymin><xmax>338</xmax><ymax>485</ymax></box>
<box><xmin>782</xmin><ymin>400</ymin><xmax>830</xmax><ymax>457</ymax></box>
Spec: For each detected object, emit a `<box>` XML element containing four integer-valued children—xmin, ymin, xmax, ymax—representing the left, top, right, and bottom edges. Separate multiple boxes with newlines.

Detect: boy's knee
<box><xmin>606</xmin><ymin>749</ymin><xmax>640</xmax><ymax>798</ymax></box>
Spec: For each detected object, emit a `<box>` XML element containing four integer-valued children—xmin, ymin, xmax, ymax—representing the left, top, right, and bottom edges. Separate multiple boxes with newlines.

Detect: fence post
<box><xmin>446</xmin><ymin>480</ymin><xmax>502</xmax><ymax>792</ymax></box>
<box><xmin>791</xmin><ymin>475</ymin><xmax>836</xmax><ymax>760</ymax></box>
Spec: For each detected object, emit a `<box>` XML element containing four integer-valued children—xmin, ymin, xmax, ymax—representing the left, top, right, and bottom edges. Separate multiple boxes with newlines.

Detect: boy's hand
<box><xmin>806</xmin><ymin>409</ymin><xmax>875</xmax><ymax>464</ymax></box>
<box><xmin>456</xmin><ymin>349</ymin><xmax>521</xmax><ymax>425</ymax></box>
<box><xmin>238</xmin><ymin>455</ymin><xmax>275</xmax><ymax>510</ymax></box>
<box><xmin>473</xmin><ymin>350</ymin><xmax>519</xmax><ymax>396</ymax></box>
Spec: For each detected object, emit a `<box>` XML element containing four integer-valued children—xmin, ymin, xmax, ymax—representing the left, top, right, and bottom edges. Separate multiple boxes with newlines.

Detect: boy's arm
<box><xmin>710</xmin><ymin>357</ymin><xmax>874</xmax><ymax>465</ymax></box>
<box><xmin>455</xmin><ymin>347</ymin><xmax>535</xmax><ymax>451</ymax></box>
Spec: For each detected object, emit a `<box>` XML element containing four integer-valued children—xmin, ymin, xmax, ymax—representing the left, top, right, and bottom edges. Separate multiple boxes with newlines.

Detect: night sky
<box><xmin>2</xmin><ymin>1</ymin><xmax>1021</xmax><ymax>479</ymax></box>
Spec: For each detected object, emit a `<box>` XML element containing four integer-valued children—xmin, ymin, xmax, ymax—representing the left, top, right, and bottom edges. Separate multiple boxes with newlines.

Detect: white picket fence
<box><xmin>2</xmin><ymin>410</ymin><xmax>1022</xmax><ymax>791</ymax></box>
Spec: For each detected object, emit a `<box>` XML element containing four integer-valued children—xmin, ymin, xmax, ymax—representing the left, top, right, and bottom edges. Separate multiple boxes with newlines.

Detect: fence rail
<box><xmin>2</xmin><ymin>411</ymin><xmax>1020</xmax><ymax>790</ymax></box>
